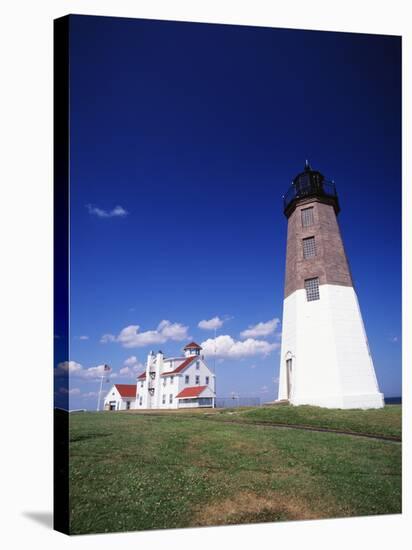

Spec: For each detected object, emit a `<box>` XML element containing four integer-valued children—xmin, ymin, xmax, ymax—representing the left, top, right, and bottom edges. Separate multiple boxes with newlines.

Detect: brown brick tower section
<box><xmin>283</xmin><ymin>162</ymin><xmax>353</xmax><ymax>299</ymax></box>
<box><xmin>284</xmin><ymin>198</ymin><xmax>353</xmax><ymax>298</ymax></box>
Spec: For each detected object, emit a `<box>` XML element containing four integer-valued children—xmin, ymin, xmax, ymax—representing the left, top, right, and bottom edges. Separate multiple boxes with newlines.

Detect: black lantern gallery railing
<box><xmin>283</xmin><ymin>178</ymin><xmax>339</xmax><ymax>215</ymax></box>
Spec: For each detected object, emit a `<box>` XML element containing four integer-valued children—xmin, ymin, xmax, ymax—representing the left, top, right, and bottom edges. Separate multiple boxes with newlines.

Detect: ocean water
<box><xmin>384</xmin><ymin>396</ymin><xmax>402</xmax><ymax>404</ymax></box>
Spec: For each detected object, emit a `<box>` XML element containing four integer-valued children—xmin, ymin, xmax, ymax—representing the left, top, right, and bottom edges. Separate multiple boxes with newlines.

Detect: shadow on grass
<box><xmin>70</xmin><ymin>433</ymin><xmax>112</xmax><ymax>443</ymax></box>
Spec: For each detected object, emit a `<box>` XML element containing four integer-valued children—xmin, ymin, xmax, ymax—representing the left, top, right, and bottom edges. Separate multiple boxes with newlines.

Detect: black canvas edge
<box><xmin>53</xmin><ymin>14</ymin><xmax>70</xmax><ymax>536</ymax></box>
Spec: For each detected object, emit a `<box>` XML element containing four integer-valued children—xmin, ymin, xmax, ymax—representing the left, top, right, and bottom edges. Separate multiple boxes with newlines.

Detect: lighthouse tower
<box><xmin>278</xmin><ymin>162</ymin><xmax>384</xmax><ymax>409</ymax></box>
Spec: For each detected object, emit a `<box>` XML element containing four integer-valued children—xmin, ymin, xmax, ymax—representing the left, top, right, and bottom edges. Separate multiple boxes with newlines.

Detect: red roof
<box><xmin>137</xmin><ymin>355</ymin><xmax>198</xmax><ymax>380</ymax></box>
<box><xmin>115</xmin><ymin>384</ymin><xmax>137</xmax><ymax>398</ymax></box>
<box><xmin>176</xmin><ymin>385</ymin><xmax>207</xmax><ymax>398</ymax></box>
<box><xmin>162</xmin><ymin>355</ymin><xmax>196</xmax><ymax>375</ymax></box>
<box><xmin>183</xmin><ymin>341</ymin><xmax>202</xmax><ymax>350</ymax></box>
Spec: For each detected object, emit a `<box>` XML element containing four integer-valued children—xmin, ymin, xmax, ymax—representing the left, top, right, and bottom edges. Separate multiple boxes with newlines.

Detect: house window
<box><xmin>301</xmin><ymin>207</ymin><xmax>314</xmax><ymax>227</ymax></box>
<box><xmin>195</xmin><ymin>375</ymin><xmax>200</xmax><ymax>385</ymax></box>
<box><xmin>169</xmin><ymin>394</ymin><xmax>173</xmax><ymax>404</ymax></box>
<box><xmin>140</xmin><ymin>381</ymin><xmax>144</xmax><ymax>388</ymax></box>
<box><xmin>185</xmin><ymin>375</ymin><xmax>189</xmax><ymax>384</ymax></box>
<box><xmin>139</xmin><ymin>396</ymin><xmax>142</xmax><ymax>406</ymax></box>
<box><xmin>170</xmin><ymin>376</ymin><xmax>174</xmax><ymax>384</ymax></box>
<box><xmin>302</xmin><ymin>236</ymin><xmax>316</xmax><ymax>259</ymax></box>
<box><xmin>162</xmin><ymin>394</ymin><xmax>166</xmax><ymax>404</ymax></box>
<box><xmin>163</xmin><ymin>377</ymin><xmax>166</xmax><ymax>386</ymax></box>
<box><xmin>304</xmin><ymin>277</ymin><xmax>320</xmax><ymax>301</ymax></box>
<box><xmin>205</xmin><ymin>376</ymin><xmax>209</xmax><ymax>385</ymax></box>
<box><xmin>196</xmin><ymin>361</ymin><xmax>200</xmax><ymax>370</ymax></box>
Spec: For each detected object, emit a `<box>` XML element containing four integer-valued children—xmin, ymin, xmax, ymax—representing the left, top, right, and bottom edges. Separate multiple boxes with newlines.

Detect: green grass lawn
<box><xmin>69</xmin><ymin>406</ymin><xmax>401</xmax><ymax>535</ymax></box>
<box><xmin>215</xmin><ymin>404</ymin><xmax>402</xmax><ymax>439</ymax></box>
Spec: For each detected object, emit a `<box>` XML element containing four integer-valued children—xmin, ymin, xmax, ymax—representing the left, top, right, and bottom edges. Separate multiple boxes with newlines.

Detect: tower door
<box><xmin>286</xmin><ymin>358</ymin><xmax>293</xmax><ymax>399</ymax></box>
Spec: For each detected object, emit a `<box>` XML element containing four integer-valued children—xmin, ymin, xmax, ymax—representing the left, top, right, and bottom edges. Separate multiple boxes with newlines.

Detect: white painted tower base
<box><xmin>278</xmin><ymin>284</ymin><xmax>384</xmax><ymax>409</ymax></box>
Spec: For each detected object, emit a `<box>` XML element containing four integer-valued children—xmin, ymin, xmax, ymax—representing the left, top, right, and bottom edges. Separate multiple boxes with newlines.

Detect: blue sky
<box><xmin>59</xmin><ymin>15</ymin><xmax>401</xmax><ymax>409</ymax></box>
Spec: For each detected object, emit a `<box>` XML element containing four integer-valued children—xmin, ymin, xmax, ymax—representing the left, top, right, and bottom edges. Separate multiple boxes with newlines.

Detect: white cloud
<box><xmin>55</xmin><ymin>361</ymin><xmax>83</xmax><ymax>375</ymax></box>
<box><xmin>119</xmin><ymin>366</ymin><xmax>132</xmax><ymax>376</ymax></box>
<box><xmin>198</xmin><ymin>316</ymin><xmax>224</xmax><ymax>330</ymax></box>
<box><xmin>119</xmin><ymin>356</ymin><xmax>145</xmax><ymax>378</ymax></box>
<box><xmin>86</xmin><ymin>204</ymin><xmax>128</xmax><ymax>218</ymax></box>
<box><xmin>81</xmin><ymin>391</ymin><xmax>98</xmax><ymax>398</ymax></box>
<box><xmin>260</xmin><ymin>385</ymin><xmax>269</xmax><ymax>393</ymax></box>
<box><xmin>79</xmin><ymin>335</ymin><xmax>89</xmax><ymax>340</ymax></box>
<box><xmin>201</xmin><ymin>335</ymin><xmax>278</xmax><ymax>359</ymax></box>
<box><xmin>55</xmin><ymin>361</ymin><xmax>116</xmax><ymax>380</ymax></box>
<box><xmin>240</xmin><ymin>318</ymin><xmax>280</xmax><ymax>339</ymax></box>
<box><xmin>82</xmin><ymin>365</ymin><xmax>116</xmax><ymax>380</ymax></box>
<box><xmin>123</xmin><ymin>355</ymin><xmax>140</xmax><ymax>367</ymax></box>
<box><xmin>119</xmin><ymin>366</ymin><xmax>137</xmax><ymax>378</ymax></box>
<box><xmin>115</xmin><ymin>320</ymin><xmax>189</xmax><ymax>348</ymax></box>
<box><xmin>59</xmin><ymin>387</ymin><xmax>81</xmax><ymax>395</ymax></box>
<box><xmin>101</xmin><ymin>333</ymin><xmax>116</xmax><ymax>343</ymax></box>
<box><xmin>389</xmin><ymin>336</ymin><xmax>399</xmax><ymax>343</ymax></box>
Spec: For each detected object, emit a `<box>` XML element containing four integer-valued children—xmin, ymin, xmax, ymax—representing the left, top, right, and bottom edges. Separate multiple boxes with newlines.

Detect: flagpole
<box><xmin>96</xmin><ymin>375</ymin><xmax>104</xmax><ymax>411</ymax></box>
<box><xmin>213</xmin><ymin>327</ymin><xmax>217</xmax><ymax>408</ymax></box>
<box><xmin>96</xmin><ymin>364</ymin><xmax>111</xmax><ymax>411</ymax></box>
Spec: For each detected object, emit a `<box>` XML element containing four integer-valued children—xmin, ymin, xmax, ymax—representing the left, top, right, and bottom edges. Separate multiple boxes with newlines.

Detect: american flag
<box><xmin>104</xmin><ymin>364</ymin><xmax>111</xmax><ymax>382</ymax></box>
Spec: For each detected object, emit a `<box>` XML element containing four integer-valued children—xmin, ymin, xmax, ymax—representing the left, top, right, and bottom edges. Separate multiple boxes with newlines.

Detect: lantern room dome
<box><xmin>283</xmin><ymin>160</ymin><xmax>340</xmax><ymax>217</ymax></box>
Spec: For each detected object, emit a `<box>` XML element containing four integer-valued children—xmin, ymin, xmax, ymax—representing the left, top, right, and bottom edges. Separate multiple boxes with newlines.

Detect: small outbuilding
<box><xmin>103</xmin><ymin>384</ymin><xmax>136</xmax><ymax>411</ymax></box>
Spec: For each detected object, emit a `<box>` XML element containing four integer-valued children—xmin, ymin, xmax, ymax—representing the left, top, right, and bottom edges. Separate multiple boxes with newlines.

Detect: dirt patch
<box><xmin>194</xmin><ymin>491</ymin><xmax>327</xmax><ymax>526</ymax></box>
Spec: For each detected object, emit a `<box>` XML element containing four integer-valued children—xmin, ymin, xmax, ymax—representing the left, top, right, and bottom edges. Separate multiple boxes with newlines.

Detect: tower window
<box><xmin>304</xmin><ymin>277</ymin><xmax>320</xmax><ymax>301</ymax></box>
<box><xmin>301</xmin><ymin>207</ymin><xmax>314</xmax><ymax>227</ymax></box>
<box><xmin>302</xmin><ymin>236</ymin><xmax>316</xmax><ymax>259</ymax></box>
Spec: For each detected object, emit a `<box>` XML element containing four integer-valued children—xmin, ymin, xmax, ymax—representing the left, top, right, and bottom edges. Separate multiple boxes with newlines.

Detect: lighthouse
<box><xmin>278</xmin><ymin>162</ymin><xmax>384</xmax><ymax>409</ymax></box>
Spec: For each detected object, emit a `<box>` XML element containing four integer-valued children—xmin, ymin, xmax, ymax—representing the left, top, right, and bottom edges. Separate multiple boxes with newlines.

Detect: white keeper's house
<box><xmin>103</xmin><ymin>341</ymin><xmax>216</xmax><ymax>410</ymax></box>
